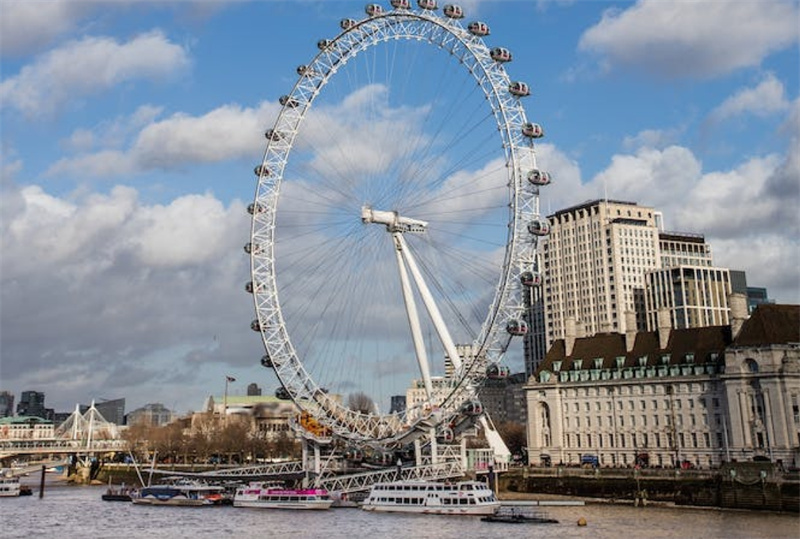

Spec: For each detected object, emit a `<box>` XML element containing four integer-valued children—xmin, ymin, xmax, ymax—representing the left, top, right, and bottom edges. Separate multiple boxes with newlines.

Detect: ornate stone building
<box><xmin>525</xmin><ymin>304</ymin><xmax>800</xmax><ymax>469</ymax></box>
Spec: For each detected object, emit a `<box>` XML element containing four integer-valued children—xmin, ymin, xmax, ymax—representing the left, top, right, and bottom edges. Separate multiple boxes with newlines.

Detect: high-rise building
<box><xmin>126</xmin><ymin>403</ymin><xmax>174</xmax><ymax>427</ymax></box>
<box><xmin>247</xmin><ymin>383</ymin><xmax>262</xmax><ymax>396</ymax></box>
<box><xmin>658</xmin><ymin>231</ymin><xmax>713</xmax><ymax>268</ymax></box>
<box><xmin>17</xmin><ymin>390</ymin><xmax>49</xmax><ymax>419</ymax></box>
<box><xmin>0</xmin><ymin>391</ymin><xmax>14</xmax><ymax>418</ymax></box>
<box><xmin>644</xmin><ymin>266</ymin><xmax>733</xmax><ymax>329</ymax></box>
<box><xmin>541</xmin><ymin>199</ymin><xmax>660</xmax><ymax>348</ymax></box>
<box><xmin>93</xmin><ymin>398</ymin><xmax>126</xmax><ymax>425</ymax></box>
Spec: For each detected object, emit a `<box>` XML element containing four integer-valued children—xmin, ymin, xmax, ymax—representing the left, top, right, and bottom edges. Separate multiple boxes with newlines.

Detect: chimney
<box><xmin>565</xmin><ymin>317</ymin><xmax>576</xmax><ymax>356</ymax></box>
<box><xmin>657</xmin><ymin>308</ymin><xmax>671</xmax><ymax>350</ymax></box>
<box><xmin>729</xmin><ymin>293</ymin><xmax>748</xmax><ymax>338</ymax></box>
<box><xmin>624</xmin><ymin>311</ymin><xmax>637</xmax><ymax>352</ymax></box>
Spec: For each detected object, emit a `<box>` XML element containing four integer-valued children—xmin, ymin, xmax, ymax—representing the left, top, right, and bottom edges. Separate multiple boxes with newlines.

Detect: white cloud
<box><xmin>0</xmin><ymin>0</ymin><xmax>93</xmax><ymax>56</ymax></box>
<box><xmin>0</xmin><ymin>31</ymin><xmax>191</xmax><ymax>117</ymax></box>
<box><xmin>46</xmin><ymin>102</ymin><xmax>276</xmax><ymax>178</ymax></box>
<box><xmin>578</xmin><ymin>0</ymin><xmax>799</xmax><ymax>78</ymax></box>
<box><xmin>710</xmin><ymin>74</ymin><xmax>790</xmax><ymax>122</ymax></box>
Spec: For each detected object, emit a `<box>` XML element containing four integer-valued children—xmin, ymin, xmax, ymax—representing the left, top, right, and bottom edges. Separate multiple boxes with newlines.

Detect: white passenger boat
<box><xmin>0</xmin><ymin>473</ymin><xmax>21</xmax><ymax>497</ymax></box>
<box><xmin>233</xmin><ymin>482</ymin><xmax>333</xmax><ymax>510</ymax></box>
<box><xmin>131</xmin><ymin>480</ymin><xmax>227</xmax><ymax>507</ymax></box>
<box><xmin>361</xmin><ymin>480</ymin><xmax>500</xmax><ymax>515</ymax></box>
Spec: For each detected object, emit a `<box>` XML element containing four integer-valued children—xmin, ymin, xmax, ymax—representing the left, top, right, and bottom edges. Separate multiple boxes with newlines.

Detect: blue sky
<box><xmin>1</xmin><ymin>0</ymin><xmax>798</xmax><ymax>416</ymax></box>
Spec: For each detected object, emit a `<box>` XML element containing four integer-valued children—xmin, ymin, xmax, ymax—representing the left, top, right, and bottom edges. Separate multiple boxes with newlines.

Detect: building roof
<box><xmin>0</xmin><ymin>415</ymin><xmax>53</xmax><ymax>425</ymax></box>
<box><xmin>535</xmin><ymin>304</ymin><xmax>798</xmax><ymax>377</ymax></box>
<box><xmin>732</xmin><ymin>304</ymin><xmax>800</xmax><ymax>347</ymax></box>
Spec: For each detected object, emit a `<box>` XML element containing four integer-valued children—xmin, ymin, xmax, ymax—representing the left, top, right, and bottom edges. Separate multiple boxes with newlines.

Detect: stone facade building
<box><xmin>525</xmin><ymin>303</ymin><xmax>800</xmax><ymax>470</ymax></box>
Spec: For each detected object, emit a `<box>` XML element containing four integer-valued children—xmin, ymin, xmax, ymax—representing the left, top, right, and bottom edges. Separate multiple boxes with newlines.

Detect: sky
<box><xmin>1</xmin><ymin>0</ymin><xmax>798</xmax><ymax>418</ymax></box>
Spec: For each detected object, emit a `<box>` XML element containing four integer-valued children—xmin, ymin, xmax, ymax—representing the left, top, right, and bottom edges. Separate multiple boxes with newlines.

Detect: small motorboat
<box><xmin>481</xmin><ymin>507</ymin><xmax>559</xmax><ymax>524</ymax></box>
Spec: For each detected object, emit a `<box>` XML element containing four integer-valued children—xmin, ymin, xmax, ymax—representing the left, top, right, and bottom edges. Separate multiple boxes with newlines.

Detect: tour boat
<box><xmin>361</xmin><ymin>480</ymin><xmax>500</xmax><ymax>515</ymax></box>
<box><xmin>131</xmin><ymin>480</ymin><xmax>227</xmax><ymax>507</ymax></box>
<box><xmin>233</xmin><ymin>482</ymin><xmax>334</xmax><ymax>510</ymax></box>
<box><xmin>0</xmin><ymin>474</ymin><xmax>21</xmax><ymax>497</ymax></box>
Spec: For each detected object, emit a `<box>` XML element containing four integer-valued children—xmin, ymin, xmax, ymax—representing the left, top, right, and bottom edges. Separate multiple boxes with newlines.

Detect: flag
<box><xmin>226</xmin><ymin>375</ymin><xmax>236</xmax><ymax>382</ymax></box>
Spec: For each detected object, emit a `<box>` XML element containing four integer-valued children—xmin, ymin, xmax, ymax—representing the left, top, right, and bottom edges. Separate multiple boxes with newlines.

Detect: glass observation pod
<box><xmin>522</xmin><ymin>122</ymin><xmax>544</xmax><ymax>139</ymax></box>
<box><xmin>250</xmin><ymin>319</ymin><xmax>262</xmax><ymax>332</ymax></box>
<box><xmin>506</xmin><ymin>319</ymin><xmax>528</xmax><ymax>336</ymax></box>
<box><xmin>509</xmin><ymin>81</ymin><xmax>530</xmax><ymax>97</ymax></box>
<box><xmin>279</xmin><ymin>95</ymin><xmax>299</xmax><ymax>108</ymax></box>
<box><xmin>486</xmin><ymin>363</ymin><xmax>511</xmax><ymax>379</ymax></box>
<box><xmin>437</xmin><ymin>426</ymin><xmax>455</xmax><ymax>443</ymax></box>
<box><xmin>254</xmin><ymin>164</ymin><xmax>271</xmax><ymax>177</ymax></box>
<box><xmin>527</xmin><ymin>169</ymin><xmax>551</xmax><ymax>186</ymax></box>
<box><xmin>260</xmin><ymin>354</ymin><xmax>273</xmax><ymax>368</ymax></box>
<box><xmin>317</xmin><ymin>38</ymin><xmax>333</xmax><ymax>50</ymax></box>
<box><xmin>296</xmin><ymin>64</ymin><xmax>316</xmax><ymax>76</ymax></box>
<box><xmin>244</xmin><ymin>242</ymin><xmax>262</xmax><ymax>255</ymax></box>
<box><xmin>418</xmin><ymin>0</ymin><xmax>437</xmax><ymax>11</ymax></box>
<box><xmin>264</xmin><ymin>129</ymin><xmax>283</xmax><ymax>142</ymax></box>
<box><xmin>520</xmin><ymin>271</ymin><xmax>543</xmax><ymax>287</ymax></box>
<box><xmin>247</xmin><ymin>202</ymin><xmax>265</xmax><ymax>215</ymax></box>
<box><xmin>467</xmin><ymin>21</ymin><xmax>490</xmax><ymax>37</ymax></box>
<box><xmin>345</xmin><ymin>447</ymin><xmax>364</xmax><ymax>461</ymax></box>
<box><xmin>528</xmin><ymin>218</ymin><xmax>551</xmax><ymax>236</ymax></box>
<box><xmin>462</xmin><ymin>400</ymin><xmax>483</xmax><ymax>416</ymax></box>
<box><xmin>245</xmin><ymin>281</ymin><xmax>254</xmax><ymax>294</ymax></box>
<box><xmin>340</xmin><ymin>18</ymin><xmax>357</xmax><ymax>30</ymax></box>
<box><xmin>275</xmin><ymin>387</ymin><xmax>291</xmax><ymax>400</ymax></box>
<box><xmin>391</xmin><ymin>0</ymin><xmax>411</xmax><ymax>9</ymax></box>
<box><xmin>365</xmin><ymin>3</ymin><xmax>383</xmax><ymax>16</ymax></box>
<box><xmin>443</xmin><ymin>4</ymin><xmax>464</xmax><ymax>18</ymax></box>
<box><xmin>490</xmin><ymin>47</ymin><xmax>512</xmax><ymax>62</ymax></box>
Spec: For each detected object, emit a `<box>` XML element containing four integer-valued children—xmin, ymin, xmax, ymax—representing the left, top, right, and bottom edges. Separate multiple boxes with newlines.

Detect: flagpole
<box><xmin>223</xmin><ymin>376</ymin><xmax>235</xmax><ymax>426</ymax></box>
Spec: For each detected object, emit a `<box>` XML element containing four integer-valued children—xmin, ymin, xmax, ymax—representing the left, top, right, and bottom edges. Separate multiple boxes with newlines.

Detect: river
<box><xmin>2</xmin><ymin>483</ymin><xmax>797</xmax><ymax>539</ymax></box>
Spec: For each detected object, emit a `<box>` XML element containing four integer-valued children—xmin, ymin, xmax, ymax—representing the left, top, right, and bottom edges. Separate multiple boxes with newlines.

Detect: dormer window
<box><xmin>686</xmin><ymin>353</ymin><xmax>695</xmax><ymax>364</ymax></box>
<box><xmin>573</xmin><ymin>359</ymin><xmax>583</xmax><ymax>370</ymax></box>
<box><xmin>553</xmin><ymin>361</ymin><xmax>562</xmax><ymax>372</ymax></box>
<box><xmin>594</xmin><ymin>358</ymin><xmax>603</xmax><ymax>369</ymax></box>
<box><xmin>638</xmin><ymin>355</ymin><xmax>647</xmax><ymax>367</ymax></box>
<box><xmin>661</xmin><ymin>354</ymin><xmax>670</xmax><ymax>365</ymax></box>
<box><xmin>615</xmin><ymin>356</ymin><xmax>625</xmax><ymax>369</ymax></box>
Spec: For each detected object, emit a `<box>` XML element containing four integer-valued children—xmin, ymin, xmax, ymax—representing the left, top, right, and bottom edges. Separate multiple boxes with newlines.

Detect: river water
<box><xmin>2</xmin><ymin>483</ymin><xmax>797</xmax><ymax>539</ymax></box>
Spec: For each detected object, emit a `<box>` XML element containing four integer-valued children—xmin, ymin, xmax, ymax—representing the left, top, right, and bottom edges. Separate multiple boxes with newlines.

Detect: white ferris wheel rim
<box><xmin>248</xmin><ymin>4</ymin><xmax>543</xmax><ymax>447</ymax></box>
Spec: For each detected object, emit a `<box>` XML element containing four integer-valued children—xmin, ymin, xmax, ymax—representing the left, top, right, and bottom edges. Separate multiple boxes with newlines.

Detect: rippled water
<box><xmin>2</xmin><ymin>484</ymin><xmax>798</xmax><ymax>539</ymax></box>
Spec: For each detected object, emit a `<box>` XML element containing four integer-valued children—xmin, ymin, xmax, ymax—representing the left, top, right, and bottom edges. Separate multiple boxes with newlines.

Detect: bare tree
<box><xmin>347</xmin><ymin>391</ymin><xmax>375</xmax><ymax>414</ymax></box>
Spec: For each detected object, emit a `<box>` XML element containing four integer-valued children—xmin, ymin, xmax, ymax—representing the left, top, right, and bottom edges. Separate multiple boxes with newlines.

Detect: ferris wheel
<box><xmin>246</xmin><ymin>1</ymin><xmax>550</xmax><ymax>449</ymax></box>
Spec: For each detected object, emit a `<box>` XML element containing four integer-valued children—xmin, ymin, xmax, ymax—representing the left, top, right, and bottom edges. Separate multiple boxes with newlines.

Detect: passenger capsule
<box><xmin>436</xmin><ymin>427</ymin><xmax>455</xmax><ymax>443</ymax></box>
<box><xmin>251</xmin><ymin>319</ymin><xmax>262</xmax><ymax>332</ymax></box>
<box><xmin>486</xmin><ymin>363</ymin><xmax>511</xmax><ymax>379</ymax></box>
<box><xmin>509</xmin><ymin>81</ymin><xmax>530</xmax><ymax>97</ymax></box>
<box><xmin>467</xmin><ymin>21</ymin><xmax>490</xmax><ymax>37</ymax></box>
<box><xmin>520</xmin><ymin>271</ymin><xmax>543</xmax><ymax>287</ymax></box>
<box><xmin>490</xmin><ymin>47</ymin><xmax>512</xmax><ymax>63</ymax></box>
<box><xmin>417</xmin><ymin>0</ymin><xmax>437</xmax><ymax>10</ymax></box>
<box><xmin>296</xmin><ymin>64</ymin><xmax>313</xmax><ymax>76</ymax></box>
<box><xmin>506</xmin><ymin>319</ymin><xmax>528</xmax><ymax>336</ymax></box>
<box><xmin>244</xmin><ymin>242</ymin><xmax>262</xmax><ymax>255</ymax></box>
<box><xmin>527</xmin><ymin>169</ymin><xmax>551</xmax><ymax>186</ymax></box>
<box><xmin>279</xmin><ymin>95</ymin><xmax>299</xmax><ymax>108</ymax></box>
<box><xmin>260</xmin><ymin>354</ymin><xmax>273</xmax><ymax>368</ymax></box>
<box><xmin>345</xmin><ymin>447</ymin><xmax>364</xmax><ymax>461</ymax></box>
<box><xmin>528</xmin><ymin>218</ymin><xmax>551</xmax><ymax>237</ymax></box>
<box><xmin>340</xmin><ymin>18</ymin><xmax>357</xmax><ymax>30</ymax></box>
<box><xmin>317</xmin><ymin>38</ymin><xmax>333</xmax><ymax>50</ymax></box>
<box><xmin>522</xmin><ymin>122</ymin><xmax>544</xmax><ymax>139</ymax></box>
<box><xmin>247</xmin><ymin>202</ymin><xmax>265</xmax><ymax>215</ymax></box>
<box><xmin>254</xmin><ymin>164</ymin><xmax>271</xmax><ymax>177</ymax></box>
<box><xmin>462</xmin><ymin>400</ymin><xmax>483</xmax><ymax>416</ymax></box>
<box><xmin>245</xmin><ymin>281</ymin><xmax>254</xmax><ymax>294</ymax></box>
<box><xmin>275</xmin><ymin>387</ymin><xmax>291</xmax><ymax>400</ymax></box>
<box><xmin>264</xmin><ymin>129</ymin><xmax>283</xmax><ymax>142</ymax></box>
<box><xmin>443</xmin><ymin>4</ymin><xmax>464</xmax><ymax>18</ymax></box>
<box><xmin>391</xmin><ymin>0</ymin><xmax>411</xmax><ymax>9</ymax></box>
<box><xmin>365</xmin><ymin>3</ymin><xmax>383</xmax><ymax>16</ymax></box>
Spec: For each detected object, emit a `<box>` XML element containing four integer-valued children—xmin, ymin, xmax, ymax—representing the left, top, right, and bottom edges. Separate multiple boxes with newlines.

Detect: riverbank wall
<box><xmin>499</xmin><ymin>463</ymin><xmax>799</xmax><ymax>513</ymax></box>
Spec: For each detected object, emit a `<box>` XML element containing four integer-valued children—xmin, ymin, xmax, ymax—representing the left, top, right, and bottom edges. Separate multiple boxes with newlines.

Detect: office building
<box><xmin>0</xmin><ymin>391</ymin><xmax>14</xmax><ymax>418</ymax></box>
<box><xmin>525</xmin><ymin>301</ymin><xmax>800</xmax><ymax>469</ymax></box>
<box><xmin>644</xmin><ymin>265</ymin><xmax>733</xmax><ymax>330</ymax></box>
<box><xmin>126</xmin><ymin>403</ymin><xmax>174</xmax><ymax>427</ymax></box>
